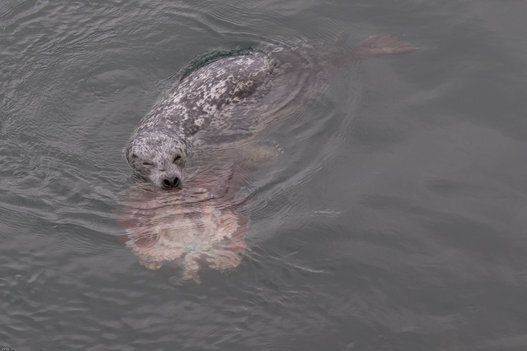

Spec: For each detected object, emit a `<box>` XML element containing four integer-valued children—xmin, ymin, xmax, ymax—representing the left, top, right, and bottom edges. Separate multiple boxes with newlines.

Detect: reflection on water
<box><xmin>2</xmin><ymin>0</ymin><xmax>527</xmax><ymax>350</ymax></box>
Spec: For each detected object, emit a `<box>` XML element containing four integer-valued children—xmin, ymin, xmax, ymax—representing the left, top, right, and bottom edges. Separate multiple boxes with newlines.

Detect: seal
<box><xmin>126</xmin><ymin>36</ymin><xmax>415</xmax><ymax>189</ymax></box>
<box><xmin>126</xmin><ymin>52</ymin><xmax>276</xmax><ymax>189</ymax></box>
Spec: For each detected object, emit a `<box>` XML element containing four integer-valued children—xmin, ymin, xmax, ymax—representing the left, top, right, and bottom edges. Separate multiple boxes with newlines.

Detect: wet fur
<box><xmin>126</xmin><ymin>52</ymin><xmax>275</xmax><ymax>187</ymax></box>
<box><xmin>126</xmin><ymin>36</ymin><xmax>415</xmax><ymax>188</ymax></box>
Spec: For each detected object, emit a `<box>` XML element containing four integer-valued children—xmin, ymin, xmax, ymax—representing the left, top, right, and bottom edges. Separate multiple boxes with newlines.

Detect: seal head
<box><xmin>126</xmin><ymin>132</ymin><xmax>187</xmax><ymax>189</ymax></box>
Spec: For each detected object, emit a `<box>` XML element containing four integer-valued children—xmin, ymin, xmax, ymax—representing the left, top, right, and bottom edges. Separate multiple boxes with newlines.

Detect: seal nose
<box><xmin>162</xmin><ymin>176</ymin><xmax>181</xmax><ymax>189</ymax></box>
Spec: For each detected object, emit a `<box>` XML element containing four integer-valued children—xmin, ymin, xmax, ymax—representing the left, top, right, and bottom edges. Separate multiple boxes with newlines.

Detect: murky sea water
<box><xmin>2</xmin><ymin>0</ymin><xmax>527</xmax><ymax>350</ymax></box>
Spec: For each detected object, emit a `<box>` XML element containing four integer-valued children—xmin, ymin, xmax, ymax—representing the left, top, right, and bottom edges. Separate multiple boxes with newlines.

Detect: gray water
<box><xmin>2</xmin><ymin>0</ymin><xmax>527</xmax><ymax>350</ymax></box>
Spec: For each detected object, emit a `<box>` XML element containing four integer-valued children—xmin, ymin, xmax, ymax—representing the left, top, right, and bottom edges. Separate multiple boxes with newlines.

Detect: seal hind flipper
<box><xmin>351</xmin><ymin>35</ymin><xmax>416</xmax><ymax>57</ymax></box>
<box><xmin>326</xmin><ymin>34</ymin><xmax>415</xmax><ymax>67</ymax></box>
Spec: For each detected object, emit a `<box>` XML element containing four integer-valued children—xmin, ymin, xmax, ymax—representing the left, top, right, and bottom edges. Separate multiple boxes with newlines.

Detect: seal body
<box><xmin>126</xmin><ymin>52</ymin><xmax>278</xmax><ymax>188</ymax></box>
<box><xmin>144</xmin><ymin>53</ymin><xmax>275</xmax><ymax>138</ymax></box>
<box><xmin>126</xmin><ymin>36</ymin><xmax>416</xmax><ymax>189</ymax></box>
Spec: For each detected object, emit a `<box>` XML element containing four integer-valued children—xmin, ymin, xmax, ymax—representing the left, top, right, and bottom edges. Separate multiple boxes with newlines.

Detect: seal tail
<box><xmin>351</xmin><ymin>35</ymin><xmax>416</xmax><ymax>58</ymax></box>
<box><xmin>326</xmin><ymin>34</ymin><xmax>416</xmax><ymax>67</ymax></box>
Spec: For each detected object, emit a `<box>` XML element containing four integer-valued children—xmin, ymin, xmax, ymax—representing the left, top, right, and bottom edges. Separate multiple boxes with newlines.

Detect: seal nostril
<box><xmin>162</xmin><ymin>179</ymin><xmax>172</xmax><ymax>188</ymax></box>
<box><xmin>174</xmin><ymin>177</ymin><xmax>181</xmax><ymax>187</ymax></box>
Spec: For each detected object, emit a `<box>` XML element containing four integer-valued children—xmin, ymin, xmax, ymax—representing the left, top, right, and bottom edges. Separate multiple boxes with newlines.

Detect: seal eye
<box><xmin>142</xmin><ymin>161</ymin><xmax>154</xmax><ymax>167</ymax></box>
<box><xmin>173</xmin><ymin>155</ymin><xmax>181</xmax><ymax>163</ymax></box>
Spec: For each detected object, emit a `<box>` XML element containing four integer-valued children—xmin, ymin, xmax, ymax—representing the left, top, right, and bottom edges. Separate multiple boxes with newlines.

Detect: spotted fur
<box><xmin>126</xmin><ymin>52</ymin><xmax>276</xmax><ymax>188</ymax></box>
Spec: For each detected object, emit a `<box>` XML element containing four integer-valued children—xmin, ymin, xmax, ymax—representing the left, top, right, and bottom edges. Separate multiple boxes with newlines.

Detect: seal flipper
<box><xmin>351</xmin><ymin>35</ymin><xmax>416</xmax><ymax>58</ymax></box>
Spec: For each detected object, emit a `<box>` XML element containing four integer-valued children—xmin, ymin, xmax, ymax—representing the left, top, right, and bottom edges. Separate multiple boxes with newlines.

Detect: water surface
<box><xmin>2</xmin><ymin>0</ymin><xmax>527</xmax><ymax>350</ymax></box>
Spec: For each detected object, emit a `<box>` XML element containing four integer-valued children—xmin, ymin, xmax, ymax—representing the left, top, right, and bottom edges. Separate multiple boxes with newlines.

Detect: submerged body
<box><xmin>125</xmin><ymin>35</ymin><xmax>415</xmax><ymax>189</ymax></box>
